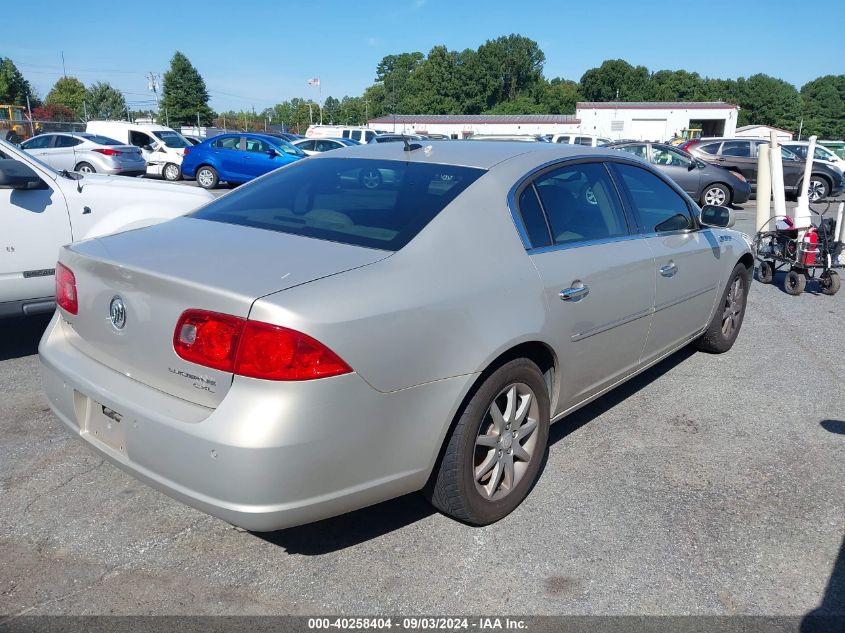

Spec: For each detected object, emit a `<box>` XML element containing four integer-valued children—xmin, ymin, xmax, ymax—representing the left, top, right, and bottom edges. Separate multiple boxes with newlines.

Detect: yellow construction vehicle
<box><xmin>0</xmin><ymin>104</ymin><xmax>32</xmax><ymax>142</ymax></box>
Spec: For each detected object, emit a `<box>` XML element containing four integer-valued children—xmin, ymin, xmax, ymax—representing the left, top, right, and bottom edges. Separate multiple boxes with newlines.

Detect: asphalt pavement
<box><xmin>0</xmin><ymin>199</ymin><xmax>843</xmax><ymax>619</ymax></box>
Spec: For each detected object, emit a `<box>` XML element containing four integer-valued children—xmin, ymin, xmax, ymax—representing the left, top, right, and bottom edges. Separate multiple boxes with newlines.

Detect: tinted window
<box><xmin>22</xmin><ymin>135</ymin><xmax>52</xmax><ymax>149</ymax></box>
<box><xmin>296</xmin><ymin>140</ymin><xmax>316</xmax><ymax>151</ymax></box>
<box><xmin>129</xmin><ymin>131</ymin><xmax>154</xmax><ymax>147</ymax></box>
<box><xmin>697</xmin><ymin>142</ymin><xmax>720</xmax><ymax>155</ymax></box>
<box><xmin>555</xmin><ymin>136</ymin><xmax>571</xmax><ymax>144</ymax></box>
<box><xmin>720</xmin><ymin>141</ymin><xmax>751</xmax><ymax>157</ymax></box>
<box><xmin>83</xmin><ymin>134</ymin><xmax>121</xmax><ymax>146</ymax></box>
<box><xmin>574</xmin><ymin>137</ymin><xmax>593</xmax><ymax>146</ymax></box>
<box><xmin>213</xmin><ymin>136</ymin><xmax>241</xmax><ymax>150</ymax></box>
<box><xmin>54</xmin><ymin>135</ymin><xmax>83</xmax><ymax>148</ymax></box>
<box><xmin>315</xmin><ymin>140</ymin><xmax>340</xmax><ymax>152</ymax></box>
<box><xmin>517</xmin><ymin>186</ymin><xmax>552</xmax><ymax>248</ymax></box>
<box><xmin>618</xmin><ymin>144</ymin><xmax>648</xmax><ymax>159</ymax></box>
<box><xmin>350</xmin><ymin>130</ymin><xmax>362</xmax><ymax>141</ymax></box>
<box><xmin>245</xmin><ymin>137</ymin><xmax>270</xmax><ymax>153</ymax></box>
<box><xmin>614</xmin><ymin>163</ymin><xmax>692</xmax><ymax>233</ymax></box>
<box><xmin>534</xmin><ymin>163</ymin><xmax>628</xmax><ymax>245</ymax></box>
<box><xmin>652</xmin><ymin>146</ymin><xmax>691</xmax><ymax>167</ymax></box>
<box><xmin>191</xmin><ymin>158</ymin><xmax>485</xmax><ymax>251</ymax></box>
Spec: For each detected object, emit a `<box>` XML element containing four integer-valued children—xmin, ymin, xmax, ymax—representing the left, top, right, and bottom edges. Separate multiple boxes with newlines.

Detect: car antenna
<box><xmin>401</xmin><ymin>133</ymin><xmax>422</xmax><ymax>152</ymax></box>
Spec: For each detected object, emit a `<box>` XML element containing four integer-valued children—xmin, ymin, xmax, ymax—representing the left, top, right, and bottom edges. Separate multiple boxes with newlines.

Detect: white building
<box><xmin>366</xmin><ymin>114</ymin><xmax>581</xmax><ymax>139</ymax></box>
<box><xmin>576</xmin><ymin>102</ymin><xmax>739</xmax><ymax>142</ymax></box>
<box><xmin>367</xmin><ymin>103</ymin><xmax>739</xmax><ymax>142</ymax></box>
<box><xmin>734</xmin><ymin>124</ymin><xmax>793</xmax><ymax>141</ymax></box>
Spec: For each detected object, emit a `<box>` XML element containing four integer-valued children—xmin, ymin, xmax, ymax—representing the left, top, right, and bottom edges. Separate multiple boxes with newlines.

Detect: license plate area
<box><xmin>79</xmin><ymin>394</ymin><xmax>127</xmax><ymax>455</ymax></box>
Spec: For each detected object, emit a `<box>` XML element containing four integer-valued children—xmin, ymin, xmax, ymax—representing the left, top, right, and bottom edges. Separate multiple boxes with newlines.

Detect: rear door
<box><xmin>519</xmin><ymin>160</ymin><xmax>655</xmax><ymax>412</ymax></box>
<box><xmin>53</xmin><ymin>135</ymin><xmax>84</xmax><ymax>172</ymax></box>
<box><xmin>610</xmin><ymin>162</ymin><xmax>721</xmax><ymax>363</ymax></box>
<box><xmin>650</xmin><ymin>145</ymin><xmax>700</xmax><ymax>197</ymax></box>
<box><xmin>716</xmin><ymin>140</ymin><xmax>755</xmax><ymax>182</ymax></box>
<box><xmin>219</xmin><ymin>136</ymin><xmax>248</xmax><ymax>181</ymax></box>
<box><xmin>20</xmin><ymin>134</ymin><xmax>56</xmax><ymax>166</ymax></box>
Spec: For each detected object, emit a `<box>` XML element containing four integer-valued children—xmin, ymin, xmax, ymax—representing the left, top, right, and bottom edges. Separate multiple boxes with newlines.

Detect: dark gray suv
<box><xmin>685</xmin><ymin>138</ymin><xmax>844</xmax><ymax>202</ymax></box>
<box><xmin>609</xmin><ymin>142</ymin><xmax>751</xmax><ymax>207</ymax></box>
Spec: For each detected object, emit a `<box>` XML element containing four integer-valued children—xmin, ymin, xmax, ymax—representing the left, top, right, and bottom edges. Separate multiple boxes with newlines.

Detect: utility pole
<box><xmin>363</xmin><ymin>99</ymin><xmax>369</xmax><ymax>125</ymax></box>
<box><xmin>197</xmin><ymin>111</ymin><xmax>201</xmax><ymax>134</ymax></box>
<box><xmin>61</xmin><ymin>51</ymin><xmax>66</xmax><ymax>78</ymax></box>
<box><xmin>147</xmin><ymin>72</ymin><xmax>161</xmax><ymax>113</ymax></box>
<box><xmin>83</xmin><ymin>101</ymin><xmax>88</xmax><ymax>122</ymax></box>
<box><xmin>25</xmin><ymin>94</ymin><xmax>34</xmax><ymax>137</ymax></box>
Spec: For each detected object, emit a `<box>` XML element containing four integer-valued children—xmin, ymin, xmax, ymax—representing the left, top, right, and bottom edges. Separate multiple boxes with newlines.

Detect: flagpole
<box><xmin>319</xmin><ymin>78</ymin><xmax>323</xmax><ymax>125</ymax></box>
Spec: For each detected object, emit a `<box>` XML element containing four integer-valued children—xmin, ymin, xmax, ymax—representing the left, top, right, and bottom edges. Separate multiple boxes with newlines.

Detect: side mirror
<box><xmin>700</xmin><ymin>204</ymin><xmax>735</xmax><ymax>228</ymax></box>
<box><xmin>687</xmin><ymin>161</ymin><xmax>696</xmax><ymax>171</ymax></box>
<box><xmin>141</xmin><ymin>144</ymin><xmax>152</xmax><ymax>151</ymax></box>
<box><xmin>0</xmin><ymin>159</ymin><xmax>45</xmax><ymax>190</ymax></box>
<box><xmin>267</xmin><ymin>149</ymin><xmax>280</xmax><ymax>158</ymax></box>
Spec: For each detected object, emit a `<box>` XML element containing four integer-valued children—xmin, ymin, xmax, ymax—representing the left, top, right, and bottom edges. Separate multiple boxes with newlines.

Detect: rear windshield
<box><xmin>191</xmin><ymin>158</ymin><xmax>485</xmax><ymax>251</ymax></box>
<box><xmin>82</xmin><ymin>134</ymin><xmax>122</xmax><ymax>146</ymax></box>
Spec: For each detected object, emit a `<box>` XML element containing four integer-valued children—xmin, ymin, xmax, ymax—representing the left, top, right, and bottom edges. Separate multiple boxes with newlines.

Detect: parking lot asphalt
<box><xmin>0</xmin><ymin>199</ymin><xmax>843</xmax><ymax>619</ymax></box>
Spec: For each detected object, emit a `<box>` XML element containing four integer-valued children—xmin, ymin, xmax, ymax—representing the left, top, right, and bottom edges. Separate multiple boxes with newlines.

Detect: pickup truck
<box><xmin>0</xmin><ymin>139</ymin><xmax>214</xmax><ymax>317</ymax></box>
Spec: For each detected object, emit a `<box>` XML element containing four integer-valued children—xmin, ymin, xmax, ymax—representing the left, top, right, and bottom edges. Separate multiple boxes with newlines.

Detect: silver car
<box><xmin>39</xmin><ymin>142</ymin><xmax>752</xmax><ymax>531</ymax></box>
<box><xmin>20</xmin><ymin>132</ymin><xmax>146</xmax><ymax>176</ymax></box>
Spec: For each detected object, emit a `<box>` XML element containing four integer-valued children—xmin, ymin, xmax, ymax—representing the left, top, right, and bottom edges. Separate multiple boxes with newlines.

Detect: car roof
<box><xmin>307</xmin><ymin>139</ymin><xmax>634</xmax><ymax>171</ymax></box>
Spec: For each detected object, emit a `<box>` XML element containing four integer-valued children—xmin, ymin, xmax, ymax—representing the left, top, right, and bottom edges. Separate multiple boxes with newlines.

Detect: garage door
<box><xmin>631</xmin><ymin>119</ymin><xmax>668</xmax><ymax>142</ymax></box>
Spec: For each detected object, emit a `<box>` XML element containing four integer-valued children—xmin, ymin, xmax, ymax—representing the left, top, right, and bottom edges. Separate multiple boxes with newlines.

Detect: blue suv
<box><xmin>182</xmin><ymin>133</ymin><xmax>305</xmax><ymax>189</ymax></box>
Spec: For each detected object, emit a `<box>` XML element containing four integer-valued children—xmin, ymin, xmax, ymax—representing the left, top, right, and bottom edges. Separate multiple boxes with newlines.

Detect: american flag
<box><xmin>307</xmin><ymin>78</ymin><xmax>320</xmax><ymax>86</ymax></box>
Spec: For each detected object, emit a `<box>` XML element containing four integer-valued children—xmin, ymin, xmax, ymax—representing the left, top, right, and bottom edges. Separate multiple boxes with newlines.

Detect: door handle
<box><xmin>560</xmin><ymin>282</ymin><xmax>589</xmax><ymax>302</ymax></box>
<box><xmin>660</xmin><ymin>262</ymin><xmax>678</xmax><ymax>277</ymax></box>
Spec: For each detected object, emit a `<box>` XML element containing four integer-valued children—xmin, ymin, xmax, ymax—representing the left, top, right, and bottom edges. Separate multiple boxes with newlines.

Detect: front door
<box><xmin>0</xmin><ymin>149</ymin><xmax>70</xmax><ymax>306</ymax></box>
<box><xmin>522</xmin><ymin>161</ymin><xmax>655</xmax><ymax>413</ymax></box>
<box><xmin>650</xmin><ymin>145</ymin><xmax>701</xmax><ymax>197</ymax></box>
<box><xmin>243</xmin><ymin>137</ymin><xmax>278</xmax><ymax>179</ymax></box>
<box><xmin>610</xmin><ymin>162</ymin><xmax>722</xmax><ymax>362</ymax></box>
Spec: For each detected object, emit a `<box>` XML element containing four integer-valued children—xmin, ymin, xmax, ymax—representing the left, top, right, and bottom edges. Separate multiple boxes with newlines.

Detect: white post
<box><xmin>769</xmin><ymin>131</ymin><xmax>787</xmax><ymax>221</ymax></box>
<box><xmin>835</xmin><ymin>202</ymin><xmax>845</xmax><ymax>243</ymax></box>
<box><xmin>793</xmin><ymin>135</ymin><xmax>817</xmax><ymax>229</ymax></box>
<box><xmin>755</xmin><ymin>143</ymin><xmax>772</xmax><ymax>232</ymax></box>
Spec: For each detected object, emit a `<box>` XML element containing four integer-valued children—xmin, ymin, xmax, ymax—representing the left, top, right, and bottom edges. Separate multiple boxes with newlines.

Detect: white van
<box><xmin>550</xmin><ymin>133</ymin><xmax>611</xmax><ymax>147</ymax></box>
<box><xmin>85</xmin><ymin>121</ymin><xmax>193</xmax><ymax>181</ymax></box>
<box><xmin>305</xmin><ymin>125</ymin><xmax>382</xmax><ymax>144</ymax></box>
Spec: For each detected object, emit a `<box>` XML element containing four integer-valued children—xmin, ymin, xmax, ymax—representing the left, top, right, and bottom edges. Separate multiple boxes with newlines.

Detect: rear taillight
<box><xmin>55</xmin><ymin>262</ymin><xmax>78</xmax><ymax>314</ymax></box>
<box><xmin>92</xmin><ymin>148</ymin><xmax>122</xmax><ymax>156</ymax></box>
<box><xmin>173</xmin><ymin>310</ymin><xmax>352</xmax><ymax>381</ymax></box>
<box><xmin>183</xmin><ymin>148</ymin><xmax>190</xmax><ymax>155</ymax></box>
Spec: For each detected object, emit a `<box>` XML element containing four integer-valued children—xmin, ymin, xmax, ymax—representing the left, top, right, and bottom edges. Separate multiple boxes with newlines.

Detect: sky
<box><xmin>4</xmin><ymin>0</ymin><xmax>843</xmax><ymax>113</ymax></box>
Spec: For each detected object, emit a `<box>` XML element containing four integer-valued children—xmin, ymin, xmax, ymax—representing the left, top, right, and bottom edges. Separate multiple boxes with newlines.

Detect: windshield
<box><xmin>191</xmin><ymin>158</ymin><xmax>485</xmax><ymax>251</ymax></box>
<box><xmin>276</xmin><ymin>139</ymin><xmax>306</xmax><ymax>157</ymax></box>
<box><xmin>152</xmin><ymin>130</ymin><xmax>192</xmax><ymax>148</ymax></box>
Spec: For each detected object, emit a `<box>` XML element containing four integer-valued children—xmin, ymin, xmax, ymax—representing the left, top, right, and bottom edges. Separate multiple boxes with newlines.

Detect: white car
<box><xmin>0</xmin><ymin>139</ymin><xmax>213</xmax><ymax>317</ymax></box>
<box><xmin>86</xmin><ymin>121</ymin><xmax>193</xmax><ymax>181</ymax></box>
<box><xmin>551</xmin><ymin>133</ymin><xmax>611</xmax><ymax>147</ymax></box>
<box><xmin>782</xmin><ymin>141</ymin><xmax>845</xmax><ymax>174</ymax></box>
<box><xmin>292</xmin><ymin>137</ymin><xmax>359</xmax><ymax>156</ymax></box>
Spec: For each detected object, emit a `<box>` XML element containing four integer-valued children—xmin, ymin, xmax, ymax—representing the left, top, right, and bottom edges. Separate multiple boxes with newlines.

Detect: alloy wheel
<box><xmin>704</xmin><ymin>186</ymin><xmax>726</xmax><ymax>206</ymax></box>
<box><xmin>721</xmin><ymin>276</ymin><xmax>744</xmax><ymax>338</ymax></box>
<box><xmin>808</xmin><ymin>180</ymin><xmax>826</xmax><ymax>202</ymax></box>
<box><xmin>474</xmin><ymin>382</ymin><xmax>540</xmax><ymax>500</ymax></box>
<box><xmin>198</xmin><ymin>169</ymin><xmax>214</xmax><ymax>187</ymax></box>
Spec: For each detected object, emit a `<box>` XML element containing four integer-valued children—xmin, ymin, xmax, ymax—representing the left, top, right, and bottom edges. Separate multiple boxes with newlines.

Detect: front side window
<box><xmin>129</xmin><ymin>131</ymin><xmax>154</xmax><ymax>147</ymax></box>
<box><xmin>191</xmin><ymin>158</ymin><xmax>485</xmax><ymax>251</ymax></box>
<box><xmin>720</xmin><ymin>141</ymin><xmax>751</xmax><ymax>157</ymax></box>
<box><xmin>152</xmin><ymin>130</ymin><xmax>192</xmax><ymax>148</ymax></box>
<box><xmin>245</xmin><ymin>138</ymin><xmax>270</xmax><ymax>153</ymax></box>
<box><xmin>574</xmin><ymin>137</ymin><xmax>593</xmax><ymax>146</ymax></box>
<box><xmin>613</xmin><ymin>163</ymin><xmax>692</xmax><ymax>233</ymax></box>
<box><xmin>22</xmin><ymin>135</ymin><xmax>53</xmax><ymax>149</ymax></box>
<box><xmin>534</xmin><ymin>163</ymin><xmax>628</xmax><ymax>245</ymax></box>
<box><xmin>814</xmin><ymin>146</ymin><xmax>836</xmax><ymax>161</ymax></box>
<box><xmin>297</xmin><ymin>140</ymin><xmax>316</xmax><ymax>151</ymax></box>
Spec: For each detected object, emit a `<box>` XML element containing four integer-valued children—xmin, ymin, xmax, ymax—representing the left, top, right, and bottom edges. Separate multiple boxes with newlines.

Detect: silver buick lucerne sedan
<box><xmin>40</xmin><ymin>141</ymin><xmax>752</xmax><ymax>530</ymax></box>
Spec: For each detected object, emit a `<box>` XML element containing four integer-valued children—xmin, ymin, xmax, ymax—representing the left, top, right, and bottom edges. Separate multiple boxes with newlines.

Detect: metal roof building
<box><xmin>367</xmin><ymin>114</ymin><xmax>581</xmax><ymax>138</ymax></box>
<box><xmin>576</xmin><ymin>102</ymin><xmax>739</xmax><ymax>141</ymax></box>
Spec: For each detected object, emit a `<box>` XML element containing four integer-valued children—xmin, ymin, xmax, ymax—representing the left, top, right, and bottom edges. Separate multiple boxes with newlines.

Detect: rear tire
<box><xmin>426</xmin><ymin>359</ymin><xmax>550</xmax><ymax>525</ymax></box>
<box><xmin>696</xmin><ymin>262</ymin><xmax>750</xmax><ymax>354</ymax></box>
<box><xmin>163</xmin><ymin>162</ymin><xmax>182</xmax><ymax>181</ymax></box>
<box><xmin>700</xmin><ymin>183</ymin><xmax>730</xmax><ymax>207</ymax></box>
<box><xmin>806</xmin><ymin>177</ymin><xmax>829</xmax><ymax>202</ymax></box>
<box><xmin>75</xmin><ymin>162</ymin><xmax>95</xmax><ymax>174</ymax></box>
<box><xmin>784</xmin><ymin>270</ymin><xmax>806</xmax><ymax>296</ymax></box>
<box><xmin>820</xmin><ymin>270</ymin><xmax>840</xmax><ymax>295</ymax></box>
<box><xmin>196</xmin><ymin>166</ymin><xmax>219</xmax><ymax>189</ymax></box>
<box><xmin>758</xmin><ymin>260</ymin><xmax>775</xmax><ymax>284</ymax></box>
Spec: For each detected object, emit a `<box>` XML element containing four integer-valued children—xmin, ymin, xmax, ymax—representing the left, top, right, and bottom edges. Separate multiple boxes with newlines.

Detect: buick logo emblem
<box><xmin>109</xmin><ymin>296</ymin><xmax>126</xmax><ymax>330</ymax></box>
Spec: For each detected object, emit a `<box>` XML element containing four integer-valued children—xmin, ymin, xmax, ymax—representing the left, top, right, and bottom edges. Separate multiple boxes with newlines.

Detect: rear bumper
<box><xmin>0</xmin><ymin>297</ymin><xmax>55</xmax><ymax>318</ymax></box>
<box><xmin>39</xmin><ymin>313</ymin><xmax>472</xmax><ymax>531</ymax></box>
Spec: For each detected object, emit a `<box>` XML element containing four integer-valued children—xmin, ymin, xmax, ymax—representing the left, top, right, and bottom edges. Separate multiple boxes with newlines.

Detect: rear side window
<box><xmin>54</xmin><ymin>136</ymin><xmax>83</xmax><ymax>148</ymax></box>
<box><xmin>191</xmin><ymin>158</ymin><xmax>485</xmax><ymax>251</ymax></box>
<box><xmin>516</xmin><ymin>186</ymin><xmax>552</xmax><ymax>248</ymax></box>
<box><xmin>574</xmin><ymin>136</ymin><xmax>593</xmax><ymax>146</ymax></box>
<box><xmin>612</xmin><ymin>163</ymin><xmax>692</xmax><ymax>233</ymax></box>
<box><xmin>534</xmin><ymin>163</ymin><xmax>628</xmax><ymax>245</ymax></box>
<box><xmin>617</xmin><ymin>144</ymin><xmax>647</xmax><ymax>159</ymax></box>
<box><xmin>697</xmin><ymin>142</ymin><xmax>720</xmax><ymax>155</ymax></box>
<box><xmin>85</xmin><ymin>134</ymin><xmax>121</xmax><ymax>145</ymax></box>
<box><xmin>213</xmin><ymin>136</ymin><xmax>241</xmax><ymax>150</ymax></box>
<box><xmin>720</xmin><ymin>141</ymin><xmax>751</xmax><ymax>157</ymax></box>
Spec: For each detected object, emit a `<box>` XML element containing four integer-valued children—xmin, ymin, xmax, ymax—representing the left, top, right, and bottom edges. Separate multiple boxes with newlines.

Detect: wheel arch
<box><xmin>701</xmin><ymin>180</ymin><xmax>734</xmax><ymax>203</ymax></box>
<box><xmin>424</xmin><ymin>339</ymin><xmax>558</xmax><ymax>489</ymax></box>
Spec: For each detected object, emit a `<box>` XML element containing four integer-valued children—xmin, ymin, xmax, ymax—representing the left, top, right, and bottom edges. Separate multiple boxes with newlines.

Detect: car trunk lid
<box><xmin>60</xmin><ymin>217</ymin><xmax>389</xmax><ymax>407</ymax></box>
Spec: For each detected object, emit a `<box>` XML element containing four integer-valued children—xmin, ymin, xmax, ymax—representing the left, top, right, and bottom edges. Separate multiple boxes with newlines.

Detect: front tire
<box><xmin>758</xmin><ymin>260</ymin><xmax>775</xmax><ymax>284</ymax></box>
<box><xmin>163</xmin><ymin>162</ymin><xmax>182</xmax><ymax>181</ymax></box>
<box><xmin>820</xmin><ymin>270</ymin><xmax>840</xmax><ymax>295</ymax></box>
<box><xmin>196</xmin><ymin>166</ymin><xmax>219</xmax><ymax>189</ymax></box>
<box><xmin>426</xmin><ymin>359</ymin><xmax>550</xmax><ymax>525</ymax></box>
<box><xmin>75</xmin><ymin>162</ymin><xmax>95</xmax><ymax>174</ymax></box>
<box><xmin>697</xmin><ymin>262</ymin><xmax>751</xmax><ymax>353</ymax></box>
<box><xmin>806</xmin><ymin>177</ymin><xmax>829</xmax><ymax>202</ymax></box>
<box><xmin>784</xmin><ymin>270</ymin><xmax>806</xmax><ymax>295</ymax></box>
<box><xmin>700</xmin><ymin>183</ymin><xmax>730</xmax><ymax>207</ymax></box>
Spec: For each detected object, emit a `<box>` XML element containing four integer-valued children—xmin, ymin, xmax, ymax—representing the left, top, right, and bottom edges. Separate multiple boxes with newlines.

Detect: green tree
<box><xmin>477</xmin><ymin>34</ymin><xmax>545</xmax><ymax>107</ymax></box>
<box><xmin>646</xmin><ymin>70</ymin><xmax>708</xmax><ymax>101</ymax></box>
<box><xmin>405</xmin><ymin>46</ymin><xmax>463</xmax><ymax>114</ymax></box>
<box><xmin>800</xmin><ymin>75</ymin><xmax>845</xmax><ymax>139</ymax></box>
<box><xmin>45</xmin><ymin>77</ymin><xmax>88</xmax><ymax>119</ymax></box>
<box><xmin>538</xmin><ymin>78</ymin><xmax>582</xmax><ymax>114</ymax></box>
<box><xmin>579</xmin><ymin>59</ymin><xmax>650</xmax><ymax>102</ymax></box>
<box><xmin>484</xmin><ymin>95</ymin><xmax>544</xmax><ymax>115</ymax></box>
<box><xmin>0</xmin><ymin>57</ymin><xmax>35</xmax><ymax>105</ymax></box>
<box><xmin>734</xmin><ymin>74</ymin><xmax>801</xmax><ymax>131</ymax></box>
<box><xmin>323</xmin><ymin>96</ymin><xmax>340</xmax><ymax>123</ymax></box>
<box><xmin>161</xmin><ymin>51</ymin><xmax>214</xmax><ymax>126</ymax></box>
<box><xmin>87</xmin><ymin>82</ymin><xmax>127</xmax><ymax>120</ymax></box>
